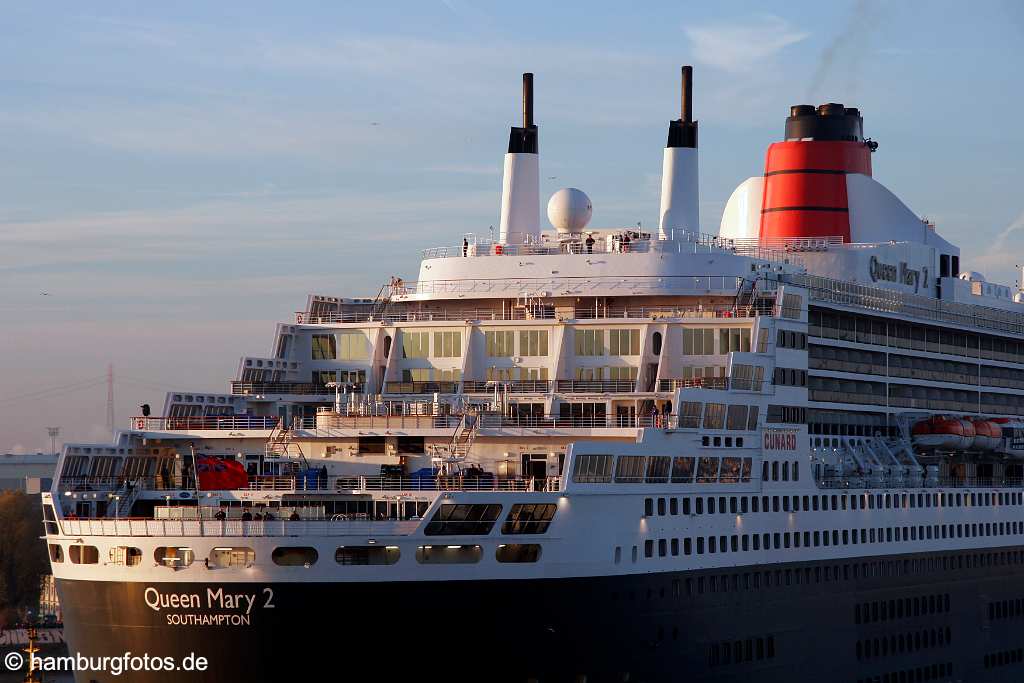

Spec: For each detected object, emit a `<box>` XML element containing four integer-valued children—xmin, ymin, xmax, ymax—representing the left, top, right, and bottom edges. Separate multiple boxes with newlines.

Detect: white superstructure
<box><xmin>39</xmin><ymin>66</ymin><xmax>1024</xmax><ymax>683</ymax></box>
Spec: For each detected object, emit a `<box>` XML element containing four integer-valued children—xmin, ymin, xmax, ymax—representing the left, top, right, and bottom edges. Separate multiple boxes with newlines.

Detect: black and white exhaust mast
<box><xmin>498</xmin><ymin>73</ymin><xmax>541</xmax><ymax>246</ymax></box>
<box><xmin>658</xmin><ymin>65</ymin><xmax>699</xmax><ymax>240</ymax></box>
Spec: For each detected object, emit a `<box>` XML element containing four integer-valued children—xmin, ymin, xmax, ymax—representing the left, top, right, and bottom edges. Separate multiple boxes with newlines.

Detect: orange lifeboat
<box><xmin>912</xmin><ymin>416</ymin><xmax>975</xmax><ymax>450</ymax></box>
<box><xmin>972</xmin><ymin>420</ymin><xmax>1003</xmax><ymax>450</ymax></box>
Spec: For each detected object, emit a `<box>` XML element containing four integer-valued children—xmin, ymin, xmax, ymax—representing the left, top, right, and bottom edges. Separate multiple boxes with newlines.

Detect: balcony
<box><xmin>231</xmin><ymin>381</ymin><xmax>364</xmax><ymax>396</ymax></box>
<box><xmin>129</xmin><ymin>416</ymin><xmax>279</xmax><ymax>431</ymax></box>
<box><xmin>463</xmin><ymin>380</ymin><xmax>552</xmax><ymax>394</ymax></box>
<box><xmin>383</xmin><ymin>381</ymin><xmax>460</xmax><ymax>394</ymax></box>
<box><xmin>479</xmin><ymin>414</ymin><xmax>671</xmax><ymax>430</ymax></box>
<box><xmin>554</xmin><ymin>379</ymin><xmax>637</xmax><ymax>393</ymax></box>
<box><xmin>659</xmin><ymin>377</ymin><xmax>733</xmax><ymax>391</ymax></box>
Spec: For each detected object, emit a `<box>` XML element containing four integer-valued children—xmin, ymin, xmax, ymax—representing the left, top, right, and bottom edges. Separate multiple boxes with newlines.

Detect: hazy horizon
<box><xmin>2</xmin><ymin>0</ymin><xmax>1023</xmax><ymax>452</ymax></box>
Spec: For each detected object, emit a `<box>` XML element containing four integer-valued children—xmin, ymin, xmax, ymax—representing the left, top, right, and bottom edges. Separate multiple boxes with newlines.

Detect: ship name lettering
<box><xmin>144</xmin><ymin>587</ymin><xmax>200</xmax><ymax>612</ymax></box>
<box><xmin>207</xmin><ymin>587</ymin><xmax>256</xmax><ymax>615</ymax></box>
<box><xmin>763</xmin><ymin>431</ymin><xmax>798</xmax><ymax>451</ymax></box>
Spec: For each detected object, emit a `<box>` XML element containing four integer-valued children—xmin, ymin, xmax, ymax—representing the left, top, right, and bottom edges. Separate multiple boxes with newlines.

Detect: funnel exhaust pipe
<box><xmin>499</xmin><ymin>72</ymin><xmax>540</xmax><ymax>245</ymax></box>
<box><xmin>659</xmin><ymin>65</ymin><xmax>699</xmax><ymax>239</ymax></box>
<box><xmin>523</xmin><ymin>72</ymin><xmax>534</xmax><ymax>128</ymax></box>
<box><xmin>681</xmin><ymin>65</ymin><xmax>692</xmax><ymax>124</ymax></box>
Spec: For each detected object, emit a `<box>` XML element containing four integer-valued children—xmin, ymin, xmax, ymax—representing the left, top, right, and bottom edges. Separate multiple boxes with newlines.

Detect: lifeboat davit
<box><xmin>912</xmin><ymin>417</ymin><xmax>975</xmax><ymax>450</ymax></box>
<box><xmin>971</xmin><ymin>420</ymin><xmax>1003</xmax><ymax>450</ymax></box>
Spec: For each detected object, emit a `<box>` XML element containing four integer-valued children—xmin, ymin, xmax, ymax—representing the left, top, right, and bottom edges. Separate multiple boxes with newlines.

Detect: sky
<box><xmin>1</xmin><ymin>0</ymin><xmax>1022</xmax><ymax>452</ymax></box>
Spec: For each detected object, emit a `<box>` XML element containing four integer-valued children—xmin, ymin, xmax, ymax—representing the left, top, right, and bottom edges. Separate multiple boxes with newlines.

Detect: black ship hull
<box><xmin>57</xmin><ymin>547</ymin><xmax>1024</xmax><ymax>683</ymax></box>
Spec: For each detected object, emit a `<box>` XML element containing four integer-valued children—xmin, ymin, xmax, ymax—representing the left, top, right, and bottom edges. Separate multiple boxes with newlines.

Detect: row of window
<box><xmin>984</xmin><ymin>648</ymin><xmax>1024</xmax><ymax>670</ymax></box>
<box><xmin>809</xmin><ymin>306</ymin><xmax>1024</xmax><ymax>365</ymax></box>
<box><xmin>311</xmin><ymin>332</ymin><xmax>369</xmax><ymax>360</ymax></box>
<box><xmin>642</xmin><ymin>489</ymin><xmax>1022</xmax><ymax>521</ymax></box>
<box><xmin>776</xmin><ymin>329</ymin><xmax>808</xmax><ymax>350</ymax></box>
<box><xmin>855</xmin><ymin>593</ymin><xmax>950</xmax><ymax>625</ymax></box>
<box><xmin>642</xmin><ymin>520</ymin><xmax>1024</xmax><ymax>561</ymax></box>
<box><xmin>856</xmin><ymin>628</ymin><xmax>952</xmax><ymax>661</ymax></box>
<box><xmin>423</xmin><ymin>503</ymin><xmax>556</xmax><ymax>536</ymax></box>
<box><xmin>773</xmin><ymin>367</ymin><xmax>807</xmax><ymax>387</ymax></box>
<box><xmin>854</xmin><ymin>660</ymin><xmax>953</xmax><ymax>683</ymax></box>
<box><xmin>487</xmin><ymin>330</ymin><xmax>549</xmax><ymax>357</ymax></box>
<box><xmin>575</xmin><ymin>328</ymin><xmax>641</xmax><ymax>356</ymax></box>
<box><xmin>573</xmin><ymin>454</ymin><xmax>754</xmax><ymax>485</ymax></box>
<box><xmin>614</xmin><ymin>550</ymin><xmax>1024</xmax><ymax>599</ymax></box>
<box><xmin>52</xmin><ymin>543</ymin><xmax>542</xmax><ymax>567</ymax></box>
<box><xmin>707</xmin><ymin>635</ymin><xmax>775</xmax><ymax>667</ymax></box>
<box><xmin>681</xmin><ymin>327</ymin><xmax>752</xmax><ymax>356</ymax></box>
<box><xmin>988</xmin><ymin>597</ymin><xmax>1024</xmax><ymax>621</ymax></box>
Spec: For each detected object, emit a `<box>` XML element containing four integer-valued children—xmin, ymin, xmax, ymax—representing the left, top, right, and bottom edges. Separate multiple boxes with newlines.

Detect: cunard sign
<box><xmin>763</xmin><ymin>429</ymin><xmax>799</xmax><ymax>451</ymax></box>
<box><xmin>869</xmin><ymin>256</ymin><xmax>928</xmax><ymax>293</ymax></box>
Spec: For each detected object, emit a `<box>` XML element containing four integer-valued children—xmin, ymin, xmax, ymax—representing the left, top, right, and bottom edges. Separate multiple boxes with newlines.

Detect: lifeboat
<box><xmin>971</xmin><ymin>420</ymin><xmax>1003</xmax><ymax>450</ymax></box>
<box><xmin>912</xmin><ymin>416</ymin><xmax>975</xmax><ymax>450</ymax></box>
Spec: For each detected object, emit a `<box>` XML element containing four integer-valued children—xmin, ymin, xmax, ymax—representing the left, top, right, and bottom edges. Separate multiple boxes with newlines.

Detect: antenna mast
<box><xmin>106</xmin><ymin>364</ymin><xmax>115</xmax><ymax>435</ymax></box>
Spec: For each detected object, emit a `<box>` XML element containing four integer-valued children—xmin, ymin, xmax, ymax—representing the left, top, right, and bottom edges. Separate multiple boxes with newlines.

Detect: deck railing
<box><xmin>230</xmin><ymin>382</ymin><xmax>365</xmax><ymax>396</ymax></box>
<box><xmin>58</xmin><ymin>518</ymin><xmax>422</xmax><ymax>538</ymax></box>
<box><xmin>295</xmin><ymin>303</ymin><xmax>771</xmax><ymax>325</ymax></box>
<box><xmin>129</xmin><ymin>416</ymin><xmax>278</xmax><ymax>431</ymax></box>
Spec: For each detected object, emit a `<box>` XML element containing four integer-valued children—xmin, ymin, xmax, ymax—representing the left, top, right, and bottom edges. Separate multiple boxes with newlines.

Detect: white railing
<box><xmin>58</xmin><ymin>518</ymin><xmax>421</xmax><ymax>538</ymax></box>
<box><xmin>393</xmin><ymin>275</ymin><xmax>746</xmax><ymax>299</ymax></box>
<box><xmin>789</xmin><ymin>273</ymin><xmax>1024</xmax><ymax>336</ymax></box>
<box><xmin>421</xmin><ymin>231</ymin><xmax>811</xmax><ymax>266</ymax></box>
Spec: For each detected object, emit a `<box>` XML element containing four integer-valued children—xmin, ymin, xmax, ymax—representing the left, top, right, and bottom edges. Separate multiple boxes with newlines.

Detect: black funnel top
<box><xmin>667</xmin><ymin>65</ymin><xmax>697</xmax><ymax>148</ymax></box>
<box><xmin>785</xmin><ymin>103</ymin><xmax>864</xmax><ymax>142</ymax></box>
<box><xmin>508</xmin><ymin>72</ymin><xmax>538</xmax><ymax>154</ymax></box>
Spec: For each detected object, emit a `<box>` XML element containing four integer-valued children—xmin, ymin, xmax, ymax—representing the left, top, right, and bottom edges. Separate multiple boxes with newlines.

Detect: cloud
<box><xmin>685</xmin><ymin>15</ymin><xmax>809</xmax><ymax>73</ymax></box>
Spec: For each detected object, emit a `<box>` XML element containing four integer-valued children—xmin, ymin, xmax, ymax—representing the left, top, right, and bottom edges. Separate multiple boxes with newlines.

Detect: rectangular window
<box><xmin>572</xmin><ymin>454</ymin><xmax>613</xmax><ymax>483</ymax></box>
<box><xmin>607</xmin><ymin>366</ymin><xmax>639</xmax><ymax>382</ymax></box>
<box><xmin>696</xmin><ymin>457</ymin><xmax>720</xmax><ymax>483</ymax></box>
<box><xmin>671</xmin><ymin>457</ymin><xmax>695</xmax><ymax>483</ymax></box>
<box><xmin>719</xmin><ymin>328</ymin><xmax>752</xmax><ymax>354</ymax></box>
<box><xmin>519</xmin><ymin>330</ymin><xmax>549</xmax><ymax>357</ymax></box>
<box><xmin>575</xmin><ymin>329</ymin><xmax>605</xmax><ymax>356</ymax></box>
<box><xmin>682</xmin><ymin>328</ymin><xmax>717</xmax><ymax>355</ymax></box>
<box><xmin>645</xmin><ymin>456</ymin><xmax>671</xmax><ymax>483</ymax></box>
<box><xmin>501</xmin><ymin>503</ymin><xmax>557</xmax><ymax>534</ymax></box>
<box><xmin>720</xmin><ymin>457</ymin><xmax>742</xmax><ymax>483</ymax></box>
<box><xmin>609</xmin><ymin>329</ymin><xmax>641</xmax><ymax>356</ymax></box>
<box><xmin>402</xmin><ymin>331</ymin><xmax>430</xmax><ymax>358</ymax></box>
<box><xmin>485</xmin><ymin>330</ymin><xmax>515</xmax><ymax>357</ymax></box>
<box><xmin>425</xmin><ymin>504</ymin><xmax>502</xmax><ymax>535</ymax></box>
<box><xmin>432</xmin><ymin>331</ymin><xmax>462</xmax><ymax>358</ymax></box>
<box><xmin>726</xmin><ymin>405</ymin><xmax>748</xmax><ymax>430</ymax></box>
<box><xmin>614</xmin><ymin>456</ymin><xmax>647</xmax><ymax>483</ymax></box>
<box><xmin>311</xmin><ymin>334</ymin><xmax>337</xmax><ymax>360</ymax></box>
<box><xmin>338</xmin><ymin>331</ymin><xmax>369</xmax><ymax>360</ymax></box>
<box><xmin>703</xmin><ymin>403</ymin><xmax>726</xmax><ymax>429</ymax></box>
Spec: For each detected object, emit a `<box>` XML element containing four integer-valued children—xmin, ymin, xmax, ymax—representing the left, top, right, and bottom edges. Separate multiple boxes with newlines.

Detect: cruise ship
<box><xmin>43</xmin><ymin>67</ymin><xmax>1024</xmax><ymax>683</ymax></box>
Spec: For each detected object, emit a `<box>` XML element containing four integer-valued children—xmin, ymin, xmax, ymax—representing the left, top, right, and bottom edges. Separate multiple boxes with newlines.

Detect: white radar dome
<box><xmin>547</xmin><ymin>187</ymin><xmax>592</xmax><ymax>233</ymax></box>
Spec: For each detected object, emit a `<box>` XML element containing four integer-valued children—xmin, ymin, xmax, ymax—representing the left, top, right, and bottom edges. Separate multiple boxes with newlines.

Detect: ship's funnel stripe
<box><xmin>761</xmin><ymin>206</ymin><xmax>849</xmax><ymax>213</ymax></box>
<box><xmin>764</xmin><ymin>168</ymin><xmax>849</xmax><ymax>177</ymax></box>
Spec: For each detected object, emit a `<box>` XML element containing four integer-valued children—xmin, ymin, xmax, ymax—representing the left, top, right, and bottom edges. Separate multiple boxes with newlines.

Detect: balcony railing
<box><xmin>463</xmin><ymin>380</ymin><xmax>552</xmax><ymax>393</ymax></box>
<box><xmin>478</xmin><ymin>414</ymin><xmax>672</xmax><ymax>429</ymax></box>
<box><xmin>315</xmin><ymin>413</ymin><xmax>461</xmax><ymax>430</ymax></box>
<box><xmin>58</xmin><ymin>517</ymin><xmax>422</xmax><ymax>538</ymax></box>
<box><xmin>129</xmin><ymin>416</ymin><xmax>279</xmax><ymax>431</ymax></box>
<box><xmin>296</xmin><ymin>303</ymin><xmax>773</xmax><ymax>325</ymax></box>
<box><xmin>659</xmin><ymin>377</ymin><xmax>732</xmax><ymax>391</ymax></box>
<box><xmin>230</xmin><ymin>382</ymin><xmax>364</xmax><ymax>396</ymax></box>
<box><xmin>421</xmin><ymin>231</ymin><xmax>809</xmax><ymax>265</ymax></box>
<box><xmin>383</xmin><ymin>381</ymin><xmax>460</xmax><ymax>394</ymax></box>
<box><xmin>554</xmin><ymin>379</ymin><xmax>637</xmax><ymax>393</ymax></box>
